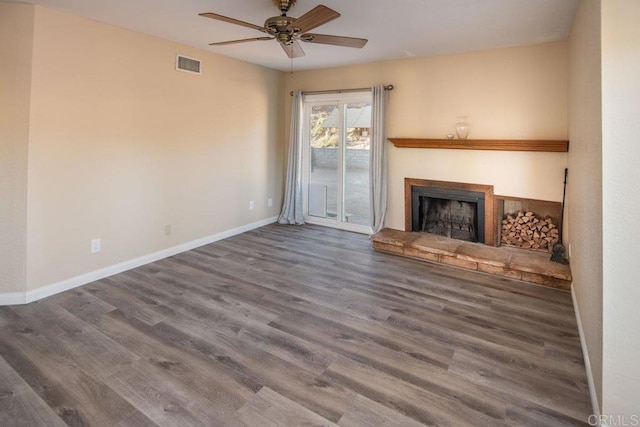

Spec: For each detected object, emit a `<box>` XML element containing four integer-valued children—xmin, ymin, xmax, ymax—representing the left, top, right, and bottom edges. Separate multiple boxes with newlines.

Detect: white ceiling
<box><xmin>17</xmin><ymin>0</ymin><xmax>579</xmax><ymax>71</ymax></box>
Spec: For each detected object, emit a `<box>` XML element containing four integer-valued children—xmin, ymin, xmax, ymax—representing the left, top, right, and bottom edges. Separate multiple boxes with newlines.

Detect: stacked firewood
<box><xmin>501</xmin><ymin>211</ymin><xmax>559</xmax><ymax>252</ymax></box>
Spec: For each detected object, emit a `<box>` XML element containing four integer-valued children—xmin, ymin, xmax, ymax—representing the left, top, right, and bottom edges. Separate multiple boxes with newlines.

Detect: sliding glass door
<box><xmin>303</xmin><ymin>92</ymin><xmax>372</xmax><ymax>233</ymax></box>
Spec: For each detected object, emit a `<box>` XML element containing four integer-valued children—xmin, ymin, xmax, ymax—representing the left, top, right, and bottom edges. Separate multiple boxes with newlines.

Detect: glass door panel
<box><xmin>343</xmin><ymin>101</ymin><xmax>371</xmax><ymax>226</ymax></box>
<box><xmin>308</xmin><ymin>103</ymin><xmax>339</xmax><ymax>221</ymax></box>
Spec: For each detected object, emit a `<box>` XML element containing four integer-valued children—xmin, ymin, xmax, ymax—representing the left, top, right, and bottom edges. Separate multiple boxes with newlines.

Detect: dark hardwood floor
<box><xmin>0</xmin><ymin>224</ymin><xmax>592</xmax><ymax>426</ymax></box>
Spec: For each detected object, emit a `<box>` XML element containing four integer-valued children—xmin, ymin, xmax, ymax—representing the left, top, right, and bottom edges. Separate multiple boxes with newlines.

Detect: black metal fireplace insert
<box><xmin>411</xmin><ymin>186</ymin><xmax>486</xmax><ymax>243</ymax></box>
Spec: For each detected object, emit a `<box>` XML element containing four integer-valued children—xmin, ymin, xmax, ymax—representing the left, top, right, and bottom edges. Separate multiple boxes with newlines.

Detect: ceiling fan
<box><xmin>199</xmin><ymin>0</ymin><xmax>368</xmax><ymax>58</ymax></box>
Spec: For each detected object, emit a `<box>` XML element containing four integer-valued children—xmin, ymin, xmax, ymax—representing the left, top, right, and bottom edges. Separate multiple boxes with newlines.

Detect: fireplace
<box><xmin>405</xmin><ymin>179</ymin><xmax>495</xmax><ymax>245</ymax></box>
<box><xmin>412</xmin><ymin>187</ymin><xmax>484</xmax><ymax>242</ymax></box>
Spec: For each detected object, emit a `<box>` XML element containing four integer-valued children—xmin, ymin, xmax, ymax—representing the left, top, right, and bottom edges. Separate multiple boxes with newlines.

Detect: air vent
<box><xmin>176</xmin><ymin>55</ymin><xmax>201</xmax><ymax>74</ymax></box>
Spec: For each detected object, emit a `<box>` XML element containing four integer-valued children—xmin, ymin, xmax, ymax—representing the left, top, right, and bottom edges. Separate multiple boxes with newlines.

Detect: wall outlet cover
<box><xmin>91</xmin><ymin>238</ymin><xmax>101</xmax><ymax>254</ymax></box>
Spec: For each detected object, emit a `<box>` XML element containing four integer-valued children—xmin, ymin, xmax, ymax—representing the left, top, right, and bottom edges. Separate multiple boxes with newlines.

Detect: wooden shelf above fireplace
<box><xmin>388</xmin><ymin>138</ymin><xmax>569</xmax><ymax>152</ymax></box>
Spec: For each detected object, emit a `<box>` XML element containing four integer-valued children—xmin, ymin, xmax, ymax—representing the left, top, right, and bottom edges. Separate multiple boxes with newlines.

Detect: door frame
<box><xmin>301</xmin><ymin>91</ymin><xmax>373</xmax><ymax>234</ymax></box>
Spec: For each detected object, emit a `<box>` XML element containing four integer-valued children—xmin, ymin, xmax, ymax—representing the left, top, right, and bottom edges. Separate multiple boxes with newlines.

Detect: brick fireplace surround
<box><xmin>371</xmin><ymin>178</ymin><xmax>572</xmax><ymax>290</ymax></box>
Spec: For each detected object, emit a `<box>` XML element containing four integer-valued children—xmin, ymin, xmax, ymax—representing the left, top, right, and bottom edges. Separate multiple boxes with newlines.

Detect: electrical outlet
<box><xmin>164</xmin><ymin>224</ymin><xmax>172</xmax><ymax>236</ymax></box>
<box><xmin>268</xmin><ymin>198</ymin><xmax>273</xmax><ymax>207</ymax></box>
<box><xmin>249</xmin><ymin>200</ymin><xmax>255</xmax><ymax>210</ymax></box>
<box><xmin>91</xmin><ymin>238</ymin><xmax>101</xmax><ymax>254</ymax></box>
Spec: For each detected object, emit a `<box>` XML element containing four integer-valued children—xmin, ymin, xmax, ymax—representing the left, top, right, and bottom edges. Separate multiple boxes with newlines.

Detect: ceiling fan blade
<box><xmin>199</xmin><ymin>12</ymin><xmax>266</xmax><ymax>33</ymax></box>
<box><xmin>210</xmin><ymin>37</ymin><xmax>274</xmax><ymax>46</ymax></box>
<box><xmin>302</xmin><ymin>33</ymin><xmax>368</xmax><ymax>48</ymax></box>
<box><xmin>287</xmin><ymin>5</ymin><xmax>340</xmax><ymax>34</ymax></box>
<box><xmin>281</xmin><ymin>41</ymin><xmax>305</xmax><ymax>58</ymax></box>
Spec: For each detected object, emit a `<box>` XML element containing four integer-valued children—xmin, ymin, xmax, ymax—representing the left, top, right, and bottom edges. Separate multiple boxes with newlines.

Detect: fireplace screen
<box><xmin>411</xmin><ymin>186</ymin><xmax>485</xmax><ymax>243</ymax></box>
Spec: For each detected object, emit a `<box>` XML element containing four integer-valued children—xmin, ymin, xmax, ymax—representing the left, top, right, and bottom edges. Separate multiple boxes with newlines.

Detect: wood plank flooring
<box><xmin>0</xmin><ymin>224</ymin><xmax>592</xmax><ymax>426</ymax></box>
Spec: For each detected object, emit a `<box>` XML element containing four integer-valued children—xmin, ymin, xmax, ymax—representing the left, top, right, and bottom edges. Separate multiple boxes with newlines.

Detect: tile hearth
<box><xmin>372</xmin><ymin>229</ymin><xmax>572</xmax><ymax>290</ymax></box>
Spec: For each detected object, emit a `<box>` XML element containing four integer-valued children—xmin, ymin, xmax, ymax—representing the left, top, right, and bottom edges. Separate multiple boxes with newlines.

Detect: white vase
<box><xmin>455</xmin><ymin>116</ymin><xmax>470</xmax><ymax>139</ymax></box>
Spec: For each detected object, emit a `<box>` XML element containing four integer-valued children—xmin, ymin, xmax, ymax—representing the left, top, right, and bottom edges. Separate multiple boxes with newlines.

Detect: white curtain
<box><xmin>278</xmin><ymin>90</ymin><xmax>305</xmax><ymax>225</ymax></box>
<box><xmin>369</xmin><ymin>86</ymin><xmax>388</xmax><ymax>233</ymax></box>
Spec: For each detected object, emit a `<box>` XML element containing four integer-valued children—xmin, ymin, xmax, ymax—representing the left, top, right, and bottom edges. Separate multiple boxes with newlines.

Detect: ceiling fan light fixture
<box><xmin>276</xmin><ymin>33</ymin><xmax>293</xmax><ymax>45</ymax></box>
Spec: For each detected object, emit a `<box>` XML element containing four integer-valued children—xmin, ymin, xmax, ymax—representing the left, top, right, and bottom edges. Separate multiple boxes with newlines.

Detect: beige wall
<box><xmin>0</xmin><ymin>3</ymin><xmax>34</xmax><ymax>294</ymax></box>
<box><xmin>284</xmin><ymin>43</ymin><xmax>569</xmax><ymax>231</ymax></box>
<box><xmin>568</xmin><ymin>0</ymin><xmax>603</xmax><ymax>412</ymax></box>
<box><xmin>601</xmin><ymin>0</ymin><xmax>640</xmax><ymax>417</ymax></box>
<box><xmin>19</xmin><ymin>6</ymin><xmax>285</xmax><ymax>291</ymax></box>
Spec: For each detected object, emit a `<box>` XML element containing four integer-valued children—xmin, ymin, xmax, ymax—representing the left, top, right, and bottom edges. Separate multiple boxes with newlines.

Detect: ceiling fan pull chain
<box><xmin>290</xmin><ymin>55</ymin><xmax>294</xmax><ymax>77</ymax></box>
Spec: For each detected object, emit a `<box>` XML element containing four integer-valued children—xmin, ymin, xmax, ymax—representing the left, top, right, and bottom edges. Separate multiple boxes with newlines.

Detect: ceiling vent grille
<box><xmin>176</xmin><ymin>55</ymin><xmax>201</xmax><ymax>74</ymax></box>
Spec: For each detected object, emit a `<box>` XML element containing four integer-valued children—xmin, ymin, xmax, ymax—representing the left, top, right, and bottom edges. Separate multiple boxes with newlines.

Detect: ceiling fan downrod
<box><xmin>273</xmin><ymin>0</ymin><xmax>297</xmax><ymax>15</ymax></box>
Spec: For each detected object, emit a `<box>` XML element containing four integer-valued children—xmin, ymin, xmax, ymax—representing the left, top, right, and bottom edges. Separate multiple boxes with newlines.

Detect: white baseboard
<box><xmin>571</xmin><ymin>283</ymin><xmax>601</xmax><ymax>423</ymax></box>
<box><xmin>0</xmin><ymin>216</ymin><xmax>278</xmax><ymax>306</ymax></box>
<box><xmin>0</xmin><ymin>292</ymin><xmax>30</xmax><ymax>306</ymax></box>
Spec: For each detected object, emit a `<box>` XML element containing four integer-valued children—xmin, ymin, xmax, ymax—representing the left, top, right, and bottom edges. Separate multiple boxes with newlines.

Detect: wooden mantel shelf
<box><xmin>388</xmin><ymin>138</ymin><xmax>569</xmax><ymax>152</ymax></box>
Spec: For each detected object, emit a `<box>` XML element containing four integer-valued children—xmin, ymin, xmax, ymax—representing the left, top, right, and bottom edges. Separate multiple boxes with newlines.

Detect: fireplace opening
<box><xmin>410</xmin><ymin>185</ymin><xmax>486</xmax><ymax>243</ymax></box>
<box><xmin>418</xmin><ymin>197</ymin><xmax>478</xmax><ymax>242</ymax></box>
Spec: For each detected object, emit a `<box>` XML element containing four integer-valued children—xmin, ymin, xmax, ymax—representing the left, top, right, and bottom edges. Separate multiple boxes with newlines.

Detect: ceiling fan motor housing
<box><xmin>264</xmin><ymin>15</ymin><xmax>298</xmax><ymax>44</ymax></box>
<box><xmin>264</xmin><ymin>15</ymin><xmax>295</xmax><ymax>32</ymax></box>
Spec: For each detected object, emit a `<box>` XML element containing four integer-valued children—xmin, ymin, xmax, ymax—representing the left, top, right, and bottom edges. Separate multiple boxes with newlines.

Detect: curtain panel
<box><xmin>369</xmin><ymin>85</ymin><xmax>388</xmax><ymax>233</ymax></box>
<box><xmin>278</xmin><ymin>90</ymin><xmax>305</xmax><ymax>225</ymax></box>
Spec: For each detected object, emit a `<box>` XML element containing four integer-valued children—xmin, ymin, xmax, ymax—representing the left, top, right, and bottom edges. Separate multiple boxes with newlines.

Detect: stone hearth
<box><xmin>372</xmin><ymin>228</ymin><xmax>572</xmax><ymax>290</ymax></box>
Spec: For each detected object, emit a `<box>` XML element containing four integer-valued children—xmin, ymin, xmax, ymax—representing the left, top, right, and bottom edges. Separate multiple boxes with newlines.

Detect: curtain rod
<box><xmin>289</xmin><ymin>85</ymin><xmax>394</xmax><ymax>96</ymax></box>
